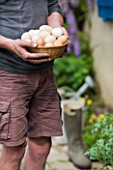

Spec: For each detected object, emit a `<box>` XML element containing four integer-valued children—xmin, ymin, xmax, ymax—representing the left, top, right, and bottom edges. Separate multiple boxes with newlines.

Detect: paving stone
<box><xmin>92</xmin><ymin>162</ymin><xmax>103</xmax><ymax>169</ymax></box>
<box><xmin>47</xmin><ymin>161</ymin><xmax>79</xmax><ymax>170</ymax></box>
<box><xmin>52</xmin><ymin>142</ymin><xmax>68</xmax><ymax>154</ymax></box>
<box><xmin>47</xmin><ymin>147</ymin><xmax>69</xmax><ymax>163</ymax></box>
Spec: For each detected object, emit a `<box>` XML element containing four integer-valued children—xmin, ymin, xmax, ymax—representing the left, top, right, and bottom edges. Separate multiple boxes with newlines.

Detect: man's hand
<box><xmin>0</xmin><ymin>35</ymin><xmax>51</xmax><ymax>64</ymax></box>
<box><xmin>10</xmin><ymin>39</ymin><xmax>51</xmax><ymax>64</ymax></box>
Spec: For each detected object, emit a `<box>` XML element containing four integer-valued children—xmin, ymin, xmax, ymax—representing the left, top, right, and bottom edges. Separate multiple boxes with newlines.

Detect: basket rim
<box><xmin>32</xmin><ymin>40</ymin><xmax>70</xmax><ymax>49</ymax></box>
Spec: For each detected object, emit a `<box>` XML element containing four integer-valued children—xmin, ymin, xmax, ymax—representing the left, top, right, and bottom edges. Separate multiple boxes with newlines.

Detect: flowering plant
<box><xmin>83</xmin><ymin>97</ymin><xmax>107</xmax><ymax>148</ymax></box>
<box><xmin>85</xmin><ymin>114</ymin><xmax>113</xmax><ymax>169</ymax></box>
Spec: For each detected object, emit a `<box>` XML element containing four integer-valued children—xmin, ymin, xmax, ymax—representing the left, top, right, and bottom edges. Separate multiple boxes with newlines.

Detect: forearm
<box><xmin>0</xmin><ymin>35</ymin><xmax>13</xmax><ymax>50</ymax></box>
<box><xmin>47</xmin><ymin>12</ymin><xmax>64</xmax><ymax>28</ymax></box>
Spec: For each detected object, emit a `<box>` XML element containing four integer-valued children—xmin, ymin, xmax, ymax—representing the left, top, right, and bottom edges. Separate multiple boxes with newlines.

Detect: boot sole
<box><xmin>69</xmin><ymin>158</ymin><xmax>92</xmax><ymax>170</ymax></box>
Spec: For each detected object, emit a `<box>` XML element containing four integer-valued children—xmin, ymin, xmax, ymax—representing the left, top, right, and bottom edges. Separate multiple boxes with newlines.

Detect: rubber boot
<box><xmin>64</xmin><ymin>103</ymin><xmax>91</xmax><ymax>169</ymax></box>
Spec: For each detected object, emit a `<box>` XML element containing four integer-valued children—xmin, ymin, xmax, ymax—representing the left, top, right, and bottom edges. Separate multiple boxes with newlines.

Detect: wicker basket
<box><xmin>29</xmin><ymin>41</ymin><xmax>70</xmax><ymax>59</ymax></box>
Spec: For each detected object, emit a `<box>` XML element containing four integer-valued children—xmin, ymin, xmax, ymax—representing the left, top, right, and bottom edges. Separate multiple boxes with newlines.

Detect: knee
<box><xmin>14</xmin><ymin>143</ymin><xmax>26</xmax><ymax>161</ymax></box>
<box><xmin>28</xmin><ymin>137</ymin><xmax>51</xmax><ymax>159</ymax></box>
<box><xmin>39</xmin><ymin>137</ymin><xmax>52</xmax><ymax>154</ymax></box>
<box><xmin>3</xmin><ymin>142</ymin><xmax>26</xmax><ymax>162</ymax></box>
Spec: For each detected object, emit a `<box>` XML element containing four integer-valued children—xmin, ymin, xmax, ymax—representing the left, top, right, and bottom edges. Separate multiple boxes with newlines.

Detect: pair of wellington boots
<box><xmin>64</xmin><ymin>103</ymin><xmax>91</xmax><ymax>169</ymax></box>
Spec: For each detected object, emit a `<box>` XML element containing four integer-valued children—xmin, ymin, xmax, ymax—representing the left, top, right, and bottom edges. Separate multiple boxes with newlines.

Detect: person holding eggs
<box><xmin>0</xmin><ymin>1</ymin><xmax>68</xmax><ymax>170</ymax></box>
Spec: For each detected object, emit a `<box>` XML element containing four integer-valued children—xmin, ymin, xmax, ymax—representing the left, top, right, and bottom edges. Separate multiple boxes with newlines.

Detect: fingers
<box><xmin>29</xmin><ymin>58</ymin><xmax>51</xmax><ymax>64</ymax></box>
<box><xmin>19</xmin><ymin>39</ymin><xmax>36</xmax><ymax>48</ymax></box>
<box><xmin>26</xmin><ymin>52</ymin><xmax>49</xmax><ymax>59</ymax></box>
<box><xmin>12</xmin><ymin>39</ymin><xmax>52</xmax><ymax>64</ymax></box>
<box><xmin>22</xmin><ymin>51</ymin><xmax>51</xmax><ymax>63</ymax></box>
<box><xmin>27</xmin><ymin>53</ymin><xmax>51</xmax><ymax>64</ymax></box>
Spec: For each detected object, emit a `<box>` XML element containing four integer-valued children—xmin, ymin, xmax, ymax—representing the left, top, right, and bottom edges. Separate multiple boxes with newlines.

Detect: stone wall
<box><xmin>84</xmin><ymin>4</ymin><xmax>113</xmax><ymax>108</ymax></box>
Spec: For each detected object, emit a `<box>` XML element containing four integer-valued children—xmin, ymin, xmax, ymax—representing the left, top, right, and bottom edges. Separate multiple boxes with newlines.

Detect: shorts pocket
<box><xmin>0</xmin><ymin>101</ymin><xmax>10</xmax><ymax>140</ymax></box>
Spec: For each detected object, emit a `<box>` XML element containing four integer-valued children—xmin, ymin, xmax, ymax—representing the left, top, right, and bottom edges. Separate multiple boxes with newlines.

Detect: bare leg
<box><xmin>0</xmin><ymin>142</ymin><xmax>26</xmax><ymax>170</ymax></box>
<box><xmin>22</xmin><ymin>137</ymin><xmax>51</xmax><ymax>170</ymax></box>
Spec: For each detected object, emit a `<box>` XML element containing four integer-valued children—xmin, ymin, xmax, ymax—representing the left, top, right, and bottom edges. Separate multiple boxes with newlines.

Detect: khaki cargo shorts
<box><xmin>0</xmin><ymin>67</ymin><xmax>63</xmax><ymax>146</ymax></box>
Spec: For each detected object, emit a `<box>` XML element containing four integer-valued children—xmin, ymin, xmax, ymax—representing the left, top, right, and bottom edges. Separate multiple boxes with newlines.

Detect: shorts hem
<box><xmin>0</xmin><ymin>138</ymin><xmax>26</xmax><ymax>147</ymax></box>
<box><xmin>27</xmin><ymin>131</ymin><xmax>63</xmax><ymax>138</ymax></box>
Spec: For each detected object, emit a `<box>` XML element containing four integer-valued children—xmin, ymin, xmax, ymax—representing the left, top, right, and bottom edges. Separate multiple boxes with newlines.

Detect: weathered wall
<box><xmin>85</xmin><ymin>4</ymin><xmax>113</xmax><ymax>108</ymax></box>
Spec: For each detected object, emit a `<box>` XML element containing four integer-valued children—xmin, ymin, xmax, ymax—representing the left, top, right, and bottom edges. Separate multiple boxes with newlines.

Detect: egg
<box><xmin>44</xmin><ymin>35</ymin><xmax>56</xmax><ymax>43</ymax></box>
<box><xmin>54</xmin><ymin>40</ymin><xmax>63</xmax><ymax>46</ymax></box>
<box><xmin>24</xmin><ymin>39</ymin><xmax>32</xmax><ymax>43</ymax></box>
<box><xmin>40</xmin><ymin>31</ymin><xmax>51</xmax><ymax>39</ymax></box>
<box><xmin>57</xmin><ymin>35</ymin><xmax>68</xmax><ymax>44</ymax></box>
<box><xmin>31</xmin><ymin>35</ymin><xmax>41</xmax><ymax>43</ymax></box>
<box><xmin>21</xmin><ymin>32</ymin><xmax>31</xmax><ymax>41</ymax></box>
<box><xmin>60</xmin><ymin>27</ymin><xmax>68</xmax><ymax>36</ymax></box>
<box><xmin>39</xmin><ymin>25</ymin><xmax>53</xmax><ymax>34</ymax></box>
<box><xmin>28</xmin><ymin>29</ymin><xmax>40</xmax><ymax>36</ymax></box>
<box><xmin>21</xmin><ymin>25</ymin><xmax>69</xmax><ymax>48</ymax></box>
<box><xmin>52</xmin><ymin>27</ymin><xmax>63</xmax><ymax>37</ymax></box>
<box><xmin>45</xmin><ymin>42</ymin><xmax>54</xmax><ymax>47</ymax></box>
<box><xmin>36</xmin><ymin>37</ymin><xmax>45</xmax><ymax>46</ymax></box>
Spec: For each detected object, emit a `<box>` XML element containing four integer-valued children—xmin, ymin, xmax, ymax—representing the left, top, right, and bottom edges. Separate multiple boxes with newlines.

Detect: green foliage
<box><xmin>84</xmin><ymin>103</ymin><xmax>93</xmax><ymax>123</ymax></box>
<box><xmin>83</xmin><ymin>124</ymin><xmax>101</xmax><ymax>148</ymax></box>
<box><xmin>85</xmin><ymin>114</ymin><xmax>113</xmax><ymax>168</ymax></box>
<box><xmin>54</xmin><ymin>34</ymin><xmax>93</xmax><ymax>91</ymax></box>
<box><xmin>54</xmin><ymin>52</ymin><xmax>93</xmax><ymax>91</ymax></box>
<box><xmin>74</xmin><ymin>0</ymin><xmax>90</xmax><ymax>30</ymax></box>
<box><xmin>92</xmin><ymin>168</ymin><xmax>109</xmax><ymax>170</ymax></box>
<box><xmin>83</xmin><ymin>106</ymin><xmax>104</xmax><ymax>148</ymax></box>
<box><xmin>64</xmin><ymin>0</ymin><xmax>88</xmax><ymax>28</ymax></box>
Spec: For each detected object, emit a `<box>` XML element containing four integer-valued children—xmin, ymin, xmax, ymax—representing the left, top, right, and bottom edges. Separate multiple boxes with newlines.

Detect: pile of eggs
<box><xmin>21</xmin><ymin>25</ymin><xmax>69</xmax><ymax>47</ymax></box>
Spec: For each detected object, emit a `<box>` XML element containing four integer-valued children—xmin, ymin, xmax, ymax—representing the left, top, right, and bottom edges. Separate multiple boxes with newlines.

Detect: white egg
<box><xmin>45</xmin><ymin>35</ymin><xmax>56</xmax><ymax>43</ymax></box>
<box><xmin>40</xmin><ymin>31</ymin><xmax>51</xmax><ymax>39</ymax></box>
<box><xmin>28</xmin><ymin>29</ymin><xmax>40</xmax><ymax>36</ymax></box>
<box><xmin>24</xmin><ymin>39</ymin><xmax>32</xmax><ymax>42</ymax></box>
<box><xmin>39</xmin><ymin>25</ymin><xmax>53</xmax><ymax>34</ymax></box>
<box><xmin>31</xmin><ymin>35</ymin><xmax>41</xmax><ymax>43</ymax></box>
<box><xmin>61</xmin><ymin>27</ymin><xmax>68</xmax><ymax>36</ymax></box>
<box><xmin>52</xmin><ymin>27</ymin><xmax>63</xmax><ymax>37</ymax></box>
<box><xmin>21</xmin><ymin>32</ymin><xmax>31</xmax><ymax>40</ymax></box>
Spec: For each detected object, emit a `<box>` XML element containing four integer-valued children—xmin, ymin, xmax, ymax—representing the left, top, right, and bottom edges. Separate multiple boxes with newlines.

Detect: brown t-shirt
<box><xmin>0</xmin><ymin>0</ymin><xmax>62</xmax><ymax>74</ymax></box>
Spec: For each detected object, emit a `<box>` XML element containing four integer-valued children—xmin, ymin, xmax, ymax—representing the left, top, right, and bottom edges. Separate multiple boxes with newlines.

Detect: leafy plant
<box><xmin>85</xmin><ymin>114</ymin><xmax>113</xmax><ymax>169</ymax></box>
<box><xmin>83</xmin><ymin>123</ymin><xmax>101</xmax><ymax>148</ymax></box>
<box><xmin>54</xmin><ymin>33</ymin><xmax>93</xmax><ymax>91</ymax></box>
<box><xmin>92</xmin><ymin>168</ymin><xmax>109</xmax><ymax>170</ymax></box>
<box><xmin>83</xmin><ymin>98</ymin><xmax>105</xmax><ymax>148</ymax></box>
<box><xmin>54</xmin><ymin>52</ymin><xmax>93</xmax><ymax>91</ymax></box>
